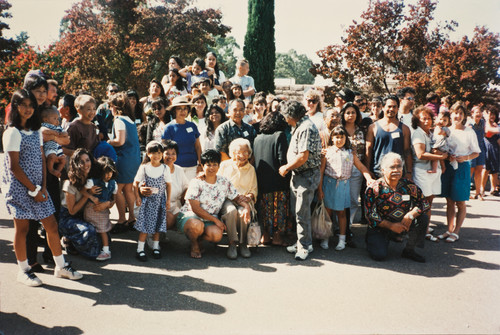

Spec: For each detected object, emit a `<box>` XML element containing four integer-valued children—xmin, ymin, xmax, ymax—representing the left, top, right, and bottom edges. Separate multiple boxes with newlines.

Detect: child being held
<box><xmin>40</xmin><ymin>106</ymin><xmax>67</xmax><ymax>178</ymax></box>
<box><xmin>83</xmin><ymin>156</ymin><xmax>117</xmax><ymax>261</ymax></box>
<box><xmin>179</xmin><ymin>58</ymin><xmax>214</xmax><ymax>93</ymax></box>
<box><xmin>430</xmin><ymin>111</ymin><xmax>456</xmax><ymax>172</ymax></box>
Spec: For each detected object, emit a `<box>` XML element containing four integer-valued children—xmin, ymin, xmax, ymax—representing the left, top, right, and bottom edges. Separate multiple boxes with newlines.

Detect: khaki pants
<box><xmin>220</xmin><ymin>199</ymin><xmax>249</xmax><ymax>244</ymax></box>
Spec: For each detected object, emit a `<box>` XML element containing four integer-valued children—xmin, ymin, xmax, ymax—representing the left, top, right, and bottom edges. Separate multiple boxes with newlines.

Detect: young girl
<box><xmin>317</xmin><ymin>126</ymin><xmax>373</xmax><ymax>251</ymax></box>
<box><xmin>229</xmin><ymin>84</ymin><xmax>245</xmax><ymax>101</ymax></box>
<box><xmin>1</xmin><ymin>89</ymin><xmax>82</xmax><ymax>286</ymax></box>
<box><xmin>134</xmin><ymin>141</ymin><xmax>172</xmax><ymax>261</ymax></box>
<box><xmin>83</xmin><ymin>156</ymin><xmax>117</xmax><ymax>261</ymax></box>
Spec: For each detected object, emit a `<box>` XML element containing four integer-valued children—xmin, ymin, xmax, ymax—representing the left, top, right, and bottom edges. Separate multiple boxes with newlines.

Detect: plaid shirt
<box><xmin>214</xmin><ymin>119</ymin><xmax>256</xmax><ymax>155</ymax></box>
<box><xmin>324</xmin><ymin>147</ymin><xmax>353</xmax><ymax>180</ymax></box>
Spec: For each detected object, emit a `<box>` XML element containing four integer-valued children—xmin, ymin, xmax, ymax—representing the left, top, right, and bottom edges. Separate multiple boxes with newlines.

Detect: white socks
<box><xmin>137</xmin><ymin>241</ymin><xmax>145</xmax><ymax>253</ymax></box>
<box><xmin>18</xmin><ymin>259</ymin><xmax>30</xmax><ymax>272</ymax></box>
<box><xmin>102</xmin><ymin>246</ymin><xmax>110</xmax><ymax>253</ymax></box>
<box><xmin>53</xmin><ymin>254</ymin><xmax>66</xmax><ymax>269</ymax></box>
<box><xmin>152</xmin><ymin>241</ymin><xmax>160</xmax><ymax>250</ymax></box>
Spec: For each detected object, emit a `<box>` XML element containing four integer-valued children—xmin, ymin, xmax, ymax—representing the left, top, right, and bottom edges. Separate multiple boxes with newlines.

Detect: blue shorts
<box><xmin>322</xmin><ymin>175</ymin><xmax>350</xmax><ymax>211</ymax></box>
<box><xmin>176</xmin><ymin>211</ymin><xmax>215</xmax><ymax>233</ymax></box>
<box><xmin>441</xmin><ymin>160</ymin><xmax>471</xmax><ymax>201</ymax></box>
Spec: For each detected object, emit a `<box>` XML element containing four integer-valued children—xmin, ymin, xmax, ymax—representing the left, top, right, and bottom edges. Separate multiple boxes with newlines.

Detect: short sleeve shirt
<box><xmin>287</xmin><ymin>116</ymin><xmax>322</xmax><ymax>173</ymax></box>
<box><xmin>214</xmin><ymin>119</ymin><xmax>257</xmax><ymax>155</ymax></box>
<box><xmin>180</xmin><ymin>175</ymin><xmax>238</xmax><ymax>217</ymax></box>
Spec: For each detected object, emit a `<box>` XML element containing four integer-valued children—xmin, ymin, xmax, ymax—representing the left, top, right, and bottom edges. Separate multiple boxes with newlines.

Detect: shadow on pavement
<box><xmin>0</xmin><ymin>312</ymin><xmax>82</xmax><ymax>335</ymax></box>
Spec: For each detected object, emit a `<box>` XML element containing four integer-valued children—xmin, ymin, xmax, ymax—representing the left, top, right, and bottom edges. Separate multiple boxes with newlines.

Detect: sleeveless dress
<box><xmin>114</xmin><ymin>116</ymin><xmax>141</xmax><ymax>184</ymax></box>
<box><xmin>485</xmin><ymin>133</ymin><xmax>499</xmax><ymax>173</ymax></box>
<box><xmin>134</xmin><ymin>165</ymin><xmax>168</xmax><ymax>234</ymax></box>
<box><xmin>1</xmin><ymin>129</ymin><xmax>55</xmax><ymax>220</ymax></box>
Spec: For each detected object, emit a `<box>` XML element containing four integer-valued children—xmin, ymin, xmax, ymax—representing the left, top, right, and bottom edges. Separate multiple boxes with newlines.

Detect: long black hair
<box><xmin>8</xmin><ymin>89</ymin><xmax>41</xmax><ymax>131</ymax></box>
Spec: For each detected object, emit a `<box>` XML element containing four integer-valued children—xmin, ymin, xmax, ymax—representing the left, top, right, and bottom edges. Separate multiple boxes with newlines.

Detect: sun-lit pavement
<box><xmin>0</xmin><ymin>177</ymin><xmax>499</xmax><ymax>334</ymax></box>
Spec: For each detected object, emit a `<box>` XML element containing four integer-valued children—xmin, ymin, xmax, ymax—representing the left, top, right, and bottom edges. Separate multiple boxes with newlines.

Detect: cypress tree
<box><xmin>243</xmin><ymin>0</ymin><xmax>276</xmax><ymax>94</ymax></box>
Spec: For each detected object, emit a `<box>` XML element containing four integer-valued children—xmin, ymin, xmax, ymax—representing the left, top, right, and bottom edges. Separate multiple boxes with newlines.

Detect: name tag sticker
<box><xmin>243</xmin><ymin>131</ymin><xmax>249</xmax><ymax>137</ymax></box>
<box><xmin>391</xmin><ymin>132</ymin><xmax>400</xmax><ymax>139</ymax></box>
<box><xmin>402</xmin><ymin>195</ymin><xmax>410</xmax><ymax>201</ymax></box>
<box><xmin>186</xmin><ymin>127</ymin><xmax>193</xmax><ymax>133</ymax></box>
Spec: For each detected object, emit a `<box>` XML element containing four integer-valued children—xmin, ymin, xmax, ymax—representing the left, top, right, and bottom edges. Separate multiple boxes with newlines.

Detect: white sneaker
<box><xmin>17</xmin><ymin>269</ymin><xmax>42</xmax><ymax>287</ymax></box>
<box><xmin>320</xmin><ymin>239</ymin><xmax>329</xmax><ymax>250</ymax></box>
<box><xmin>54</xmin><ymin>262</ymin><xmax>83</xmax><ymax>280</ymax></box>
<box><xmin>96</xmin><ymin>250</ymin><xmax>111</xmax><ymax>261</ymax></box>
<box><xmin>295</xmin><ymin>247</ymin><xmax>309</xmax><ymax>260</ymax></box>
<box><xmin>287</xmin><ymin>243</ymin><xmax>313</xmax><ymax>254</ymax></box>
<box><xmin>335</xmin><ymin>240</ymin><xmax>346</xmax><ymax>251</ymax></box>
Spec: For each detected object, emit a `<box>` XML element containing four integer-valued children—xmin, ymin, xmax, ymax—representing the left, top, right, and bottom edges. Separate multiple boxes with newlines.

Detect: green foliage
<box><xmin>53</xmin><ymin>0</ymin><xmax>230</xmax><ymax>99</ymax></box>
<box><xmin>0</xmin><ymin>0</ymin><xmax>19</xmax><ymax>61</ymax></box>
<box><xmin>244</xmin><ymin>0</ymin><xmax>275</xmax><ymax>93</ymax></box>
<box><xmin>275</xmin><ymin>49</ymin><xmax>314</xmax><ymax>85</ymax></box>
<box><xmin>207</xmin><ymin>35</ymin><xmax>240</xmax><ymax>78</ymax></box>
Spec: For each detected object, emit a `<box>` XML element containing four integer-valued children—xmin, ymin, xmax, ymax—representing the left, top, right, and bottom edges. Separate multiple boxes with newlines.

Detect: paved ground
<box><xmin>0</xmin><ymin>189</ymin><xmax>499</xmax><ymax>334</ymax></box>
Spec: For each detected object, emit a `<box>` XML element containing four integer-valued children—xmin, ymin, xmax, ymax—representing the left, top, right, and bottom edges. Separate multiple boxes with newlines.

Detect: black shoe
<box><xmin>152</xmin><ymin>249</ymin><xmax>161</xmax><ymax>259</ymax></box>
<box><xmin>401</xmin><ymin>249</ymin><xmax>426</xmax><ymax>263</ymax></box>
<box><xmin>30</xmin><ymin>263</ymin><xmax>45</xmax><ymax>273</ymax></box>
<box><xmin>136</xmin><ymin>251</ymin><xmax>147</xmax><ymax>262</ymax></box>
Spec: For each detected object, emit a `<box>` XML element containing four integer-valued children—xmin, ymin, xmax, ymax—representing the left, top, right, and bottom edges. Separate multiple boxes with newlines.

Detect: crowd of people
<box><xmin>1</xmin><ymin>51</ymin><xmax>499</xmax><ymax>288</ymax></box>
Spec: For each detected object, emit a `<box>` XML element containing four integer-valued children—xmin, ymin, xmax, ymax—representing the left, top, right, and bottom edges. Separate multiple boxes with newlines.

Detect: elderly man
<box><xmin>364</xmin><ymin>152</ymin><xmax>430</xmax><ymax>262</ymax></box>
<box><xmin>279</xmin><ymin>100</ymin><xmax>322</xmax><ymax>260</ymax></box>
<box><xmin>214</xmin><ymin>98</ymin><xmax>257</xmax><ymax>161</ymax></box>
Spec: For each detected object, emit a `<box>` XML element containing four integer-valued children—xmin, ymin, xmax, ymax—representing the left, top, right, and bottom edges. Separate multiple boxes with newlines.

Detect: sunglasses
<box><xmin>405</xmin><ymin>97</ymin><xmax>415</xmax><ymax>101</ymax></box>
<box><xmin>307</xmin><ymin>99</ymin><xmax>318</xmax><ymax>104</ymax></box>
<box><xmin>109</xmin><ymin>89</ymin><xmax>118</xmax><ymax>93</ymax></box>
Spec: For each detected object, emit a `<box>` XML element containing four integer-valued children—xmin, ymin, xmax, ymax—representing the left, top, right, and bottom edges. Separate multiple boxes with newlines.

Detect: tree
<box><xmin>400</xmin><ymin>26</ymin><xmax>500</xmax><ymax>105</ymax></box>
<box><xmin>275</xmin><ymin>49</ymin><xmax>315</xmax><ymax>85</ymax></box>
<box><xmin>53</xmin><ymin>0</ymin><xmax>230</xmax><ymax>98</ymax></box>
<box><xmin>0</xmin><ymin>0</ymin><xmax>18</xmax><ymax>61</ymax></box>
<box><xmin>312</xmin><ymin>0</ymin><xmax>455</xmax><ymax>95</ymax></box>
<box><xmin>243</xmin><ymin>0</ymin><xmax>275</xmax><ymax>93</ymax></box>
<box><xmin>207</xmin><ymin>35</ymin><xmax>240</xmax><ymax>78</ymax></box>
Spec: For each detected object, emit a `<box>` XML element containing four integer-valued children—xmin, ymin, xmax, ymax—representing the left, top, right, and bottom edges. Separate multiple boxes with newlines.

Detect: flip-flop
<box><xmin>426</xmin><ymin>233</ymin><xmax>439</xmax><ymax>242</ymax></box>
<box><xmin>438</xmin><ymin>231</ymin><xmax>452</xmax><ymax>240</ymax></box>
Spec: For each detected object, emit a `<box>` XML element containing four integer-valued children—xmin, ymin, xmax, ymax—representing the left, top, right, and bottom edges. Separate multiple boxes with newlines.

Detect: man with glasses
<box><xmin>95</xmin><ymin>83</ymin><xmax>120</xmax><ymax>141</ymax></box>
<box><xmin>396</xmin><ymin>86</ymin><xmax>416</xmax><ymax>128</ymax></box>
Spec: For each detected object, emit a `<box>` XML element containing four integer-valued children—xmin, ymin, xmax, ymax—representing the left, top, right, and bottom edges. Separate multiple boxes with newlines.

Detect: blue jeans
<box><xmin>290</xmin><ymin>168</ymin><xmax>320</xmax><ymax>249</ymax></box>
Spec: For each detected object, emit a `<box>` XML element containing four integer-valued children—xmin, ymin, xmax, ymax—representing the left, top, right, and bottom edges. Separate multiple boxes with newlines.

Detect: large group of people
<box><xmin>1</xmin><ymin>52</ymin><xmax>499</xmax><ymax>288</ymax></box>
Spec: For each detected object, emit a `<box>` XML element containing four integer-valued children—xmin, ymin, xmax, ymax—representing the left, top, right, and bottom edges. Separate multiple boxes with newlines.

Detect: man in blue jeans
<box><xmin>279</xmin><ymin>100</ymin><xmax>322</xmax><ymax>261</ymax></box>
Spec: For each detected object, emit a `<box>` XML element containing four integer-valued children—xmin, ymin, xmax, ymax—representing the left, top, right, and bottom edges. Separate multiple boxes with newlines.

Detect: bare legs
<box><xmin>445</xmin><ymin>198</ymin><xmax>466</xmax><ymax>235</ymax></box>
<box><xmin>116</xmin><ymin>183</ymin><xmax>136</xmax><ymax>224</ymax></box>
<box><xmin>183</xmin><ymin>219</ymin><xmax>223</xmax><ymax>258</ymax></box>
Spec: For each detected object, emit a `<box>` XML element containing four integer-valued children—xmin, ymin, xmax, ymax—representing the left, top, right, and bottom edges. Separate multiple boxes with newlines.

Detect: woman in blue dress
<box><xmin>108</xmin><ymin>92</ymin><xmax>142</xmax><ymax>232</ymax></box>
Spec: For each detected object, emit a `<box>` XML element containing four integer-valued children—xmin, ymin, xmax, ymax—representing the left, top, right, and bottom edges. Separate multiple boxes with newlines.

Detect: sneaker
<box><xmin>239</xmin><ymin>244</ymin><xmax>251</xmax><ymax>258</ymax></box>
<box><xmin>335</xmin><ymin>240</ymin><xmax>346</xmax><ymax>251</ymax></box>
<box><xmin>286</xmin><ymin>243</ymin><xmax>313</xmax><ymax>254</ymax></box>
<box><xmin>320</xmin><ymin>239</ymin><xmax>329</xmax><ymax>250</ymax></box>
<box><xmin>294</xmin><ymin>247</ymin><xmax>309</xmax><ymax>261</ymax></box>
<box><xmin>96</xmin><ymin>251</ymin><xmax>111</xmax><ymax>261</ymax></box>
<box><xmin>54</xmin><ymin>262</ymin><xmax>83</xmax><ymax>280</ymax></box>
<box><xmin>17</xmin><ymin>269</ymin><xmax>42</xmax><ymax>287</ymax></box>
<box><xmin>227</xmin><ymin>243</ymin><xmax>238</xmax><ymax>260</ymax></box>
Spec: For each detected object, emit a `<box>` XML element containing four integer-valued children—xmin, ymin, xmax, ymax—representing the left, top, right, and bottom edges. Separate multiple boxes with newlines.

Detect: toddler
<box><xmin>40</xmin><ymin>106</ymin><xmax>67</xmax><ymax>178</ymax></box>
<box><xmin>430</xmin><ymin>111</ymin><xmax>456</xmax><ymax>172</ymax></box>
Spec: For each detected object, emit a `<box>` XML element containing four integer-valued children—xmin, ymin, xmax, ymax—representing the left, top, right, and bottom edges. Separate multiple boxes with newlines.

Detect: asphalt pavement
<box><xmin>0</xmin><ymin>187</ymin><xmax>499</xmax><ymax>334</ymax></box>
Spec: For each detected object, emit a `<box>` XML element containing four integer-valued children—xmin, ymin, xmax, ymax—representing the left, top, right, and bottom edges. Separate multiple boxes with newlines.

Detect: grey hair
<box><xmin>279</xmin><ymin>100</ymin><xmax>306</xmax><ymax>120</ymax></box>
<box><xmin>380</xmin><ymin>152</ymin><xmax>403</xmax><ymax>171</ymax></box>
<box><xmin>228</xmin><ymin>138</ymin><xmax>252</xmax><ymax>158</ymax></box>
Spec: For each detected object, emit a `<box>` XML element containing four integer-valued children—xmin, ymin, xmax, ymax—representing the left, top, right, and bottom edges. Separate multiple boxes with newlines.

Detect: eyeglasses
<box><xmin>109</xmin><ymin>89</ymin><xmax>118</xmax><ymax>93</ymax></box>
<box><xmin>306</xmin><ymin>99</ymin><xmax>318</xmax><ymax>104</ymax></box>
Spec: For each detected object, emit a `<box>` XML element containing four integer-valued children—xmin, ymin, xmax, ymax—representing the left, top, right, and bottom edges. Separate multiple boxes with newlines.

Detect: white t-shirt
<box><xmin>308</xmin><ymin>112</ymin><xmax>326</xmax><ymax>133</ymax></box>
<box><xmin>398</xmin><ymin>112</ymin><xmax>413</xmax><ymax>128</ymax></box>
<box><xmin>114</xmin><ymin>116</ymin><xmax>134</xmax><ymax>131</ymax></box>
<box><xmin>3</xmin><ymin>128</ymin><xmax>43</xmax><ymax>152</ymax></box>
<box><xmin>85</xmin><ymin>179</ymin><xmax>118</xmax><ymax>194</ymax></box>
<box><xmin>447</xmin><ymin>126</ymin><xmax>481</xmax><ymax>157</ymax></box>
<box><xmin>411</xmin><ymin>126</ymin><xmax>432</xmax><ymax>171</ymax></box>
<box><xmin>169</xmin><ymin>164</ymin><xmax>189</xmax><ymax>214</ymax></box>
<box><xmin>134</xmin><ymin>163</ymin><xmax>172</xmax><ymax>184</ymax></box>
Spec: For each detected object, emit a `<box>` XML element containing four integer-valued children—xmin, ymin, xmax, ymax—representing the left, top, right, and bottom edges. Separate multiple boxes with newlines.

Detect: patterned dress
<box><xmin>134</xmin><ymin>165</ymin><xmax>168</xmax><ymax>234</ymax></box>
<box><xmin>2</xmin><ymin>129</ymin><xmax>55</xmax><ymax>220</ymax></box>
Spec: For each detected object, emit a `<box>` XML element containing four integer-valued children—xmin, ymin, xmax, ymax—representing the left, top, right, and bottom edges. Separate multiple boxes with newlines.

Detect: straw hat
<box><xmin>167</xmin><ymin>96</ymin><xmax>193</xmax><ymax>111</ymax></box>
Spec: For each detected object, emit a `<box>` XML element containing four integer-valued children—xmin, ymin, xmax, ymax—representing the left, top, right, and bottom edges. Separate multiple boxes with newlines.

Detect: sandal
<box><xmin>438</xmin><ymin>231</ymin><xmax>452</xmax><ymax>240</ymax></box>
<box><xmin>425</xmin><ymin>233</ymin><xmax>438</xmax><ymax>242</ymax></box>
<box><xmin>428</xmin><ymin>227</ymin><xmax>434</xmax><ymax>234</ymax></box>
<box><xmin>445</xmin><ymin>232</ymin><xmax>459</xmax><ymax>243</ymax></box>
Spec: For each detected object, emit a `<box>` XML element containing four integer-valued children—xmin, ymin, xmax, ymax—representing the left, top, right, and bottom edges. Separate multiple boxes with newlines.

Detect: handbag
<box><xmin>246</xmin><ymin>202</ymin><xmax>261</xmax><ymax>247</ymax></box>
<box><xmin>311</xmin><ymin>200</ymin><xmax>333</xmax><ymax>240</ymax></box>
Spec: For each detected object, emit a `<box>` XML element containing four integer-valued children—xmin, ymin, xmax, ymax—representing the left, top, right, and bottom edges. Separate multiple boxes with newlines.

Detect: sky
<box><xmin>4</xmin><ymin>0</ymin><xmax>500</xmax><ymax>67</ymax></box>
